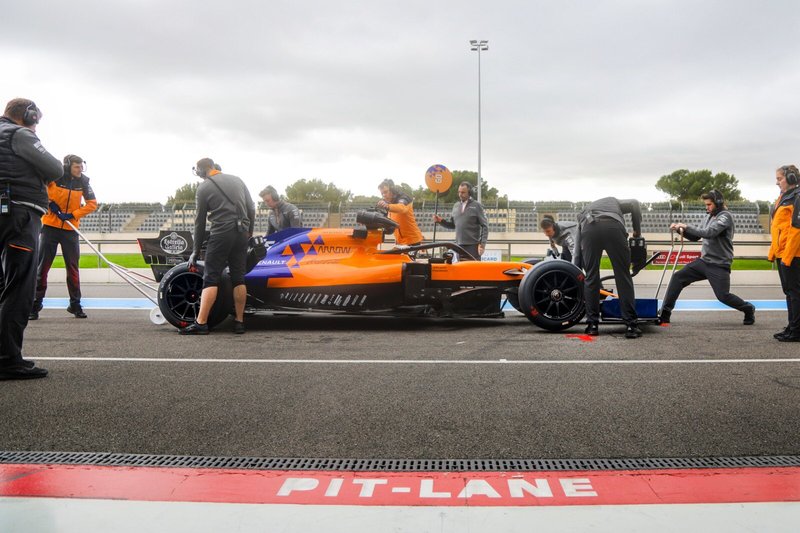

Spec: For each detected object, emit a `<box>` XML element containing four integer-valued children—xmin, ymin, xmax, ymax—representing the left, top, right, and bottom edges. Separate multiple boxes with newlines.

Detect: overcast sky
<box><xmin>3</xmin><ymin>0</ymin><xmax>799</xmax><ymax>205</ymax></box>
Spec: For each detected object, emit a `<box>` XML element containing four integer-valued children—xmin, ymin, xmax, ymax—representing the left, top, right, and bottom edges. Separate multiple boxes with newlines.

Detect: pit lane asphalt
<box><xmin>1</xmin><ymin>284</ymin><xmax>798</xmax><ymax>461</ymax></box>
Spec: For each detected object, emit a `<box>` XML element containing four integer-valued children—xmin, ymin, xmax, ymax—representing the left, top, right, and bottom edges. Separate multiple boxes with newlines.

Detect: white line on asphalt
<box><xmin>33</xmin><ymin>357</ymin><xmax>800</xmax><ymax>365</ymax></box>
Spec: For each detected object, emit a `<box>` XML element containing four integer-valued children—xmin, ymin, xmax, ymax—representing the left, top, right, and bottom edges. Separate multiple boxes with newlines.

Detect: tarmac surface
<box><xmin>2</xmin><ymin>283</ymin><xmax>797</xmax><ymax>462</ymax></box>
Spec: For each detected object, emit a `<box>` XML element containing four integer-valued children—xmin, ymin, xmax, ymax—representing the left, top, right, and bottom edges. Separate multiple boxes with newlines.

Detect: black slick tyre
<box><xmin>157</xmin><ymin>262</ymin><xmax>233</xmax><ymax>330</ymax></box>
<box><xmin>517</xmin><ymin>260</ymin><xmax>585</xmax><ymax>331</ymax></box>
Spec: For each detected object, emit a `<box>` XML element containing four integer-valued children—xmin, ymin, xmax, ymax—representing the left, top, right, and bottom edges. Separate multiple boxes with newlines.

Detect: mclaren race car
<box><xmin>155</xmin><ymin>211</ymin><xmax>589</xmax><ymax>332</ymax></box>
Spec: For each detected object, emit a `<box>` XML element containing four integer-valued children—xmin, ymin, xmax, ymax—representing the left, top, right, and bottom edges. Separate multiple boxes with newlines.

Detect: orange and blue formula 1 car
<box><xmin>156</xmin><ymin>211</ymin><xmax>589</xmax><ymax>332</ymax></box>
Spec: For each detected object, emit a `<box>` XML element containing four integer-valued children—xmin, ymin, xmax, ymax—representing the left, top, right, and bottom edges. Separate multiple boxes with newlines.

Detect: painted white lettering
<box><xmin>277</xmin><ymin>478</ymin><xmax>319</xmax><ymax>496</ymax></box>
<box><xmin>507</xmin><ymin>478</ymin><xmax>554</xmax><ymax>498</ymax></box>
<box><xmin>325</xmin><ymin>478</ymin><xmax>343</xmax><ymax>497</ymax></box>
<box><xmin>419</xmin><ymin>479</ymin><xmax>451</xmax><ymax>498</ymax></box>
<box><xmin>457</xmin><ymin>479</ymin><xmax>501</xmax><ymax>499</ymax></box>
<box><xmin>353</xmin><ymin>478</ymin><xmax>388</xmax><ymax>497</ymax></box>
<box><xmin>560</xmin><ymin>478</ymin><xmax>597</xmax><ymax>497</ymax></box>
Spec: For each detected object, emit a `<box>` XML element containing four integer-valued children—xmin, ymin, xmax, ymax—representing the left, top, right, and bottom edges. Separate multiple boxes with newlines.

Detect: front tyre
<box><xmin>518</xmin><ymin>260</ymin><xmax>585</xmax><ymax>331</ymax></box>
<box><xmin>157</xmin><ymin>262</ymin><xmax>233</xmax><ymax>330</ymax></box>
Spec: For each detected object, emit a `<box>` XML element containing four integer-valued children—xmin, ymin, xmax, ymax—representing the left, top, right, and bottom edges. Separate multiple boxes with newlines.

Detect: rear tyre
<box><xmin>157</xmin><ymin>262</ymin><xmax>233</xmax><ymax>330</ymax></box>
<box><xmin>518</xmin><ymin>260</ymin><xmax>585</xmax><ymax>331</ymax></box>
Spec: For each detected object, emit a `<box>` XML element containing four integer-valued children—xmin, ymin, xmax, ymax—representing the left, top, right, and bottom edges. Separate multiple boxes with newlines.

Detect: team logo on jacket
<box><xmin>160</xmin><ymin>232</ymin><xmax>189</xmax><ymax>255</ymax></box>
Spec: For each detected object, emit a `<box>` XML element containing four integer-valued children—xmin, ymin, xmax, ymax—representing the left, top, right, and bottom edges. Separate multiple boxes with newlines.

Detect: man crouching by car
<box><xmin>180</xmin><ymin>158</ymin><xmax>255</xmax><ymax>335</ymax></box>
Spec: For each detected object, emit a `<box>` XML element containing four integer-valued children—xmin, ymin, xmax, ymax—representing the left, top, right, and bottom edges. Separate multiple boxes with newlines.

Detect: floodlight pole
<box><xmin>470</xmin><ymin>39</ymin><xmax>488</xmax><ymax>204</ymax></box>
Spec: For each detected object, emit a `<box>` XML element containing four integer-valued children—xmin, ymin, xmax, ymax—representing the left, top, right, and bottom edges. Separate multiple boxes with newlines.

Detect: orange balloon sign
<box><xmin>425</xmin><ymin>164</ymin><xmax>453</xmax><ymax>194</ymax></box>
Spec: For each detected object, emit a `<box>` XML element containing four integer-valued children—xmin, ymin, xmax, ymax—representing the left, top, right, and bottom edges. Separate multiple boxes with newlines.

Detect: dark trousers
<box><xmin>35</xmin><ymin>225</ymin><xmax>81</xmax><ymax>307</ymax></box>
<box><xmin>458</xmin><ymin>243</ymin><xmax>481</xmax><ymax>262</ymax></box>
<box><xmin>777</xmin><ymin>258</ymin><xmax>800</xmax><ymax>334</ymax></box>
<box><xmin>202</xmin><ymin>229</ymin><xmax>249</xmax><ymax>288</ymax></box>
<box><xmin>581</xmin><ymin>220</ymin><xmax>636</xmax><ymax>323</ymax></box>
<box><xmin>0</xmin><ymin>206</ymin><xmax>41</xmax><ymax>364</ymax></box>
<box><xmin>661</xmin><ymin>259</ymin><xmax>749</xmax><ymax>313</ymax></box>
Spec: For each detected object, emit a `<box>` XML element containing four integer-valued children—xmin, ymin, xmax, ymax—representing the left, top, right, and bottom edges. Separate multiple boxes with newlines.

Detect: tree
<box><xmin>166</xmin><ymin>182</ymin><xmax>199</xmax><ymax>206</ymax></box>
<box><xmin>285</xmin><ymin>179</ymin><xmax>352</xmax><ymax>204</ymax></box>
<box><xmin>655</xmin><ymin>169</ymin><xmax>743</xmax><ymax>201</ymax></box>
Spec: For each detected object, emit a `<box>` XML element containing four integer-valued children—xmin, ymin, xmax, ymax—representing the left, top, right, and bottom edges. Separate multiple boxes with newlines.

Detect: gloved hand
<box><xmin>56</xmin><ymin>212</ymin><xmax>75</xmax><ymax>221</ymax></box>
<box><xmin>187</xmin><ymin>252</ymin><xmax>197</xmax><ymax>269</ymax></box>
<box><xmin>49</xmin><ymin>201</ymin><xmax>61</xmax><ymax>214</ymax></box>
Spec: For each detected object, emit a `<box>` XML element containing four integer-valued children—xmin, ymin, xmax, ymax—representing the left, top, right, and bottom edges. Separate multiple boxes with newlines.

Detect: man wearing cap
<box><xmin>0</xmin><ymin>98</ymin><xmax>64</xmax><ymax>379</ymax></box>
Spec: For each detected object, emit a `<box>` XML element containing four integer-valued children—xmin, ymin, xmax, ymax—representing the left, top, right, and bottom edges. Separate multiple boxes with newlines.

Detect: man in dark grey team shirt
<box><xmin>576</xmin><ymin>197</ymin><xmax>643</xmax><ymax>339</ymax></box>
<box><xmin>260</xmin><ymin>185</ymin><xmax>301</xmax><ymax>235</ymax></box>
<box><xmin>180</xmin><ymin>158</ymin><xmax>255</xmax><ymax>335</ymax></box>
<box><xmin>658</xmin><ymin>190</ymin><xmax>755</xmax><ymax>326</ymax></box>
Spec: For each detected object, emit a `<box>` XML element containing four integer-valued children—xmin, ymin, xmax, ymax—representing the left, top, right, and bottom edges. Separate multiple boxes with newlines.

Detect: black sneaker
<box><xmin>742</xmin><ymin>304</ymin><xmax>755</xmax><ymax>326</ymax></box>
<box><xmin>67</xmin><ymin>304</ymin><xmax>87</xmax><ymax>319</ymax></box>
<box><xmin>21</xmin><ymin>358</ymin><xmax>35</xmax><ymax>369</ymax></box>
<box><xmin>179</xmin><ymin>322</ymin><xmax>209</xmax><ymax>335</ymax></box>
<box><xmin>774</xmin><ymin>328</ymin><xmax>791</xmax><ymax>339</ymax></box>
<box><xmin>28</xmin><ymin>301</ymin><xmax>43</xmax><ymax>321</ymax></box>
<box><xmin>657</xmin><ymin>309</ymin><xmax>671</xmax><ymax>325</ymax></box>
<box><xmin>233</xmin><ymin>321</ymin><xmax>246</xmax><ymax>334</ymax></box>
<box><xmin>777</xmin><ymin>333</ymin><xmax>800</xmax><ymax>343</ymax></box>
<box><xmin>0</xmin><ymin>365</ymin><xmax>48</xmax><ymax>380</ymax></box>
<box><xmin>584</xmin><ymin>322</ymin><xmax>599</xmax><ymax>336</ymax></box>
<box><xmin>625</xmin><ymin>323</ymin><xmax>643</xmax><ymax>339</ymax></box>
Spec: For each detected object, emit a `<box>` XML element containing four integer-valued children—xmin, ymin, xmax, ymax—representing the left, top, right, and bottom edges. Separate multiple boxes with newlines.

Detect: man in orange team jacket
<box><xmin>377</xmin><ymin>179</ymin><xmax>423</xmax><ymax>246</ymax></box>
<box><xmin>29</xmin><ymin>154</ymin><xmax>97</xmax><ymax>320</ymax></box>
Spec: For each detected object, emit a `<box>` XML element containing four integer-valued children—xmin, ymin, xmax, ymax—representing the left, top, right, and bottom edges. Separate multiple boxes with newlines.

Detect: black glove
<box><xmin>56</xmin><ymin>212</ymin><xmax>75</xmax><ymax>221</ymax></box>
<box><xmin>49</xmin><ymin>201</ymin><xmax>61</xmax><ymax>214</ymax></box>
<box><xmin>187</xmin><ymin>252</ymin><xmax>197</xmax><ymax>269</ymax></box>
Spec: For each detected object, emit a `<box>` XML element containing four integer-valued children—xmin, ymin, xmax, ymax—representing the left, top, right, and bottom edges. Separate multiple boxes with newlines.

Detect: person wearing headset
<box><xmin>259</xmin><ymin>185</ymin><xmax>301</xmax><ymax>235</ymax></box>
<box><xmin>658</xmin><ymin>190</ymin><xmax>755</xmax><ymax>326</ymax></box>
<box><xmin>180</xmin><ymin>158</ymin><xmax>255</xmax><ymax>335</ymax></box>
<box><xmin>433</xmin><ymin>181</ymin><xmax>488</xmax><ymax>261</ymax></box>
<box><xmin>0</xmin><ymin>98</ymin><xmax>64</xmax><ymax>380</ymax></box>
<box><xmin>377</xmin><ymin>179</ymin><xmax>423</xmax><ymax>246</ymax></box>
<box><xmin>29</xmin><ymin>154</ymin><xmax>98</xmax><ymax>320</ymax></box>
<box><xmin>768</xmin><ymin>165</ymin><xmax>800</xmax><ymax>342</ymax></box>
<box><xmin>539</xmin><ymin>215</ymin><xmax>577</xmax><ymax>264</ymax></box>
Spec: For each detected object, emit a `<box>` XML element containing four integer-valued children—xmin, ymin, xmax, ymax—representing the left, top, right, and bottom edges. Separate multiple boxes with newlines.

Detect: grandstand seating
<box><xmin>78</xmin><ymin>208</ymin><xmax>136</xmax><ymax>233</ymax></box>
<box><xmin>75</xmin><ymin>200</ymin><xmax>766</xmax><ymax>235</ymax></box>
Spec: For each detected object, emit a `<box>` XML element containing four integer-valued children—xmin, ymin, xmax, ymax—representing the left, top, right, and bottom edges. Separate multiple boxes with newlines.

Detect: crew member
<box><xmin>768</xmin><ymin>165</ymin><xmax>800</xmax><ymax>342</ymax></box>
<box><xmin>540</xmin><ymin>215</ymin><xmax>578</xmax><ymax>263</ymax></box>
<box><xmin>432</xmin><ymin>181</ymin><xmax>488</xmax><ymax>261</ymax></box>
<box><xmin>30</xmin><ymin>154</ymin><xmax>98</xmax><ymax>320</ymax></box>
<box><xmin>577</xmin><ymin>197</ymin><xmax>642</xmax><ymax>338</ymax></box>
<box><xmin>180</xmin><ymin>158</ymin><xmax>255</xmax><ymax>335</ymax></box>
<box><xmin>260</xmin><ymin>185</ymin><xmax>301</xmax><ymax>235</ymax></box>
<box><xmin>658</xmin><ymin>191</ymin><xmax>755</xmax><ymax>326</ymax></box>
<box><xmin>0</xmin><ymin>98</ymin><xmax>64</xmax><ymax>379</ymax></box>
<box><xmin>377</xmin><ymin>179</ymin><xmax>423</xmax><ymax>246</ymax></box>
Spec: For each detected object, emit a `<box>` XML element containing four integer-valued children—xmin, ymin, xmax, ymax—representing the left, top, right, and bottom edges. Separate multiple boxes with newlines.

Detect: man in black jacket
<box><xmin>0</xmin><ymin>98</ymin><xmax>64</xmax><ymax>379</ymax></box>
<box><xmin>576</xmin><ymin>197</ymin><xmax>643</xmax><ymax>338</ymax></box>
<box><xmin>180</xmin><ymin>158</ymin><xmax>255</xmax><ymax>335</ymax></box>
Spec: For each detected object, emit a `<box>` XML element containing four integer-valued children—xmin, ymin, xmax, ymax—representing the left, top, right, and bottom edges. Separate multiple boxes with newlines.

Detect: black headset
<box><xmin>782</xmin><ymin>166</ymin><xmax>798</xmax><ymax>186</ymax></box>
<box><xmin>707</xmin><ymin>189</ymin><xmax>725</xmax><ymax>210</ymax></box>
<box><xmin>22</xmin><ymin>101</ymin><xmax>41</xmax><ymax>126</ymax></box>
<box><xmin>63</xmin><ymin>154</ymin><xmax>84</xmax><ymax>174</ymax></box>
